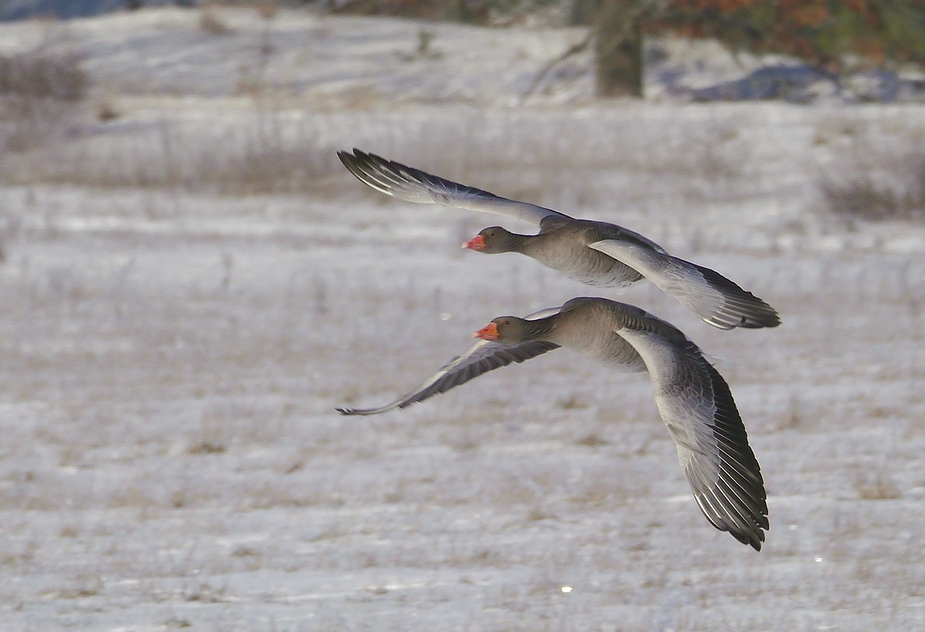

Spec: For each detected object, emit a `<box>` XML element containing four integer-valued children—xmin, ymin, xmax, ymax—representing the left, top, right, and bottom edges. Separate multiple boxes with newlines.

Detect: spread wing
<box><xmin>336</xmin><ymin>339</ymin><xmax>560</xmax><ymax>416</ymax></box>
<box><xmin>588</xmin><ymin>240</ymin><xmax>780</xmax><ymax>330</ymax></box>
<box><xmin>617</xmin><ymin>327</ymin><xmax>768</xmax><ymax>550</ymax></box>
<box><xmin>338</xmin><ymin>149</ymin><xmax>571</xmax><ymax>228</ymax></box>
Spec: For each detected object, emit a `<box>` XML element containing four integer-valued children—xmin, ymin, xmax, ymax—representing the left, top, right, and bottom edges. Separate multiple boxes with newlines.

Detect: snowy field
<box><xmin>1</xmin><ymin>7</ymin><xmax>925</xmax><ymax>631</ymax></box>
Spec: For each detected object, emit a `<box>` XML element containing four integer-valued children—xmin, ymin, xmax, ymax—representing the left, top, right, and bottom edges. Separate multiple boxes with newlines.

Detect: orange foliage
<box><xmin>785</xmin><ymin>4</ymin><xmax>828</xmax><ymax>27</ymax></box>
<box><xmin>648</xmin><ymin>0</ymin><xmax>924</xmax><ymax>67</ymax></box>
<box><xmin>854</xmin><ymin>37</ymin><xmax>887</xmax><ymax>64</ymax></box>
<box><xmin>844</xmin><ymin>0</ymin><xmax>869</xmax><ymax>11</ymax></box>
<box><xmin>685</xmin><ymin>0</ymin><xmax>760</xmax><ymax>9</ymax></box>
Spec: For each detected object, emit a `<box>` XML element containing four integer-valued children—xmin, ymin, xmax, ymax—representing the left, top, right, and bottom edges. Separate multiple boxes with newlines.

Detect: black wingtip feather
<box><xmin>682</xmin><ymin>354</ymin><xmax>768</xmax><ymax>550</ymax></box>
<box><xmin>695</xmin><ymin>264</ymin><xmax>782</xmax><ymax>330</ymax></box>
<box><xmin>337</xmin><ymin>148</ymin><xmax>363</xmax><ymax>168</ymax></box>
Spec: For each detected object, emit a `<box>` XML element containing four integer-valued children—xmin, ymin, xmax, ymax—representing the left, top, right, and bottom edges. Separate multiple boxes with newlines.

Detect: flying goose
<box><xmin>338</xmin><ymin>149</ymin><xmax>780</xmax><ymax>331</ymax></box>
<box><xmin>337</xmin><ymin>297</ymin><xmax>768</xmax><ymax>550</ymax></box>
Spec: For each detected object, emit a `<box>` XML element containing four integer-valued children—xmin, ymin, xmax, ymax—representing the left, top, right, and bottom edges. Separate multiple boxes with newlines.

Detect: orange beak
<box><xmin>473</xmin><ymin>322</ymin><xmax>499</xmax><ymax>341</ymax></box>
<box><xmin>462</xmin><ymin>234</ymin><xmax>486</xmax><ymax>251</ymax></box>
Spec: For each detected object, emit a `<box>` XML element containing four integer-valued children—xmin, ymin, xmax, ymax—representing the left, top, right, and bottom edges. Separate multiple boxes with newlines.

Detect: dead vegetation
<box><xmin>0</xmin><ymin>45</ymin><xmax>86</xmax><ymax>154</ymax></box>
<box><xmin>822</xmin><ymin>168</ymin><xmax>925</xmax><ymax>223</ymax></box>
<box><xmin>820</xmin><ymin>126</ymin><xmax>925</xmax><ymax>224</ymax></box>
<box><xmin>0</xmin><ymin>47</ymin><xmax>86</xmax><ymax>101</ymax></box>
<box><xmin>198</xmin><ymin>7</ymin><xmax>233</xmax><ymax>36</ymax></box>
<box><xmin>0</xmin><ymin>112</ymin><xmax>339</xmax><ymax>196</ymax></box>
<box><xmin>0</xmin><ymin>109</ymin><xmax>764</xmax><ymax>215</ymax></box>
<box><xmin>94</xmin><ymin>92</ymin><xmax>120</xmax><ymax>121</ymax></box>
<box><xmin>855</xmin><ymin>473</ymin><xmax>902</xmax><ymax>500</ymax></box>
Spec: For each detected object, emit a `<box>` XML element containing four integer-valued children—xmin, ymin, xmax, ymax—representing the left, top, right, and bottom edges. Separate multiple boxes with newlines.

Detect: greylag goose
<box><xmin>337</xmin><ymin>297</ymin><xmax>768</xmax><ymax>550</ymax></box>
<box><xmin>338</xmin><ymin>149</ymin><xmax>779</xmax><ymax>331</ymax></box>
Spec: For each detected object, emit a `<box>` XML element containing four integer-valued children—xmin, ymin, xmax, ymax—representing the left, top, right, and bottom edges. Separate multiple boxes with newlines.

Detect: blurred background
<box><xmin>1</xmin><ymin>2</ymin><xmax>924</xmax><ymax>630</ymax></box>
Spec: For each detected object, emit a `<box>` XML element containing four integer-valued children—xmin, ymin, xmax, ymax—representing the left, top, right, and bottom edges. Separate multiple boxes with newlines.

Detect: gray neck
<box><xmin>522</xmin><ymin>316</ymin><xmax>557</xmax><ymax>341</ymax></box>
<box><xmin>506</xmin><ymin>232</ymin><xmax>531</xmax><ymax>253</ymax></box>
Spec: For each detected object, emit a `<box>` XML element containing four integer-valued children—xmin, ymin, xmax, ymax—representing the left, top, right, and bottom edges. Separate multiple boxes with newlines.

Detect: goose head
<box><xmin>462</xmin><ymin>226</ymin><xmax>522</xmax><ymax>254</ymax></box>
<box><xmin>473</xmin><ymin>316</ymin><xmax>533</xmax><ymax>343</ymax></box>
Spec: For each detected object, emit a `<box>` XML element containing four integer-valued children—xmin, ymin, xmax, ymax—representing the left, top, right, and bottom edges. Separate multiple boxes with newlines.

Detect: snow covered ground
<box><xmin>1</xmin><ymin>7</ymin><xmax>925</xmax><ymax>631</ymax></box>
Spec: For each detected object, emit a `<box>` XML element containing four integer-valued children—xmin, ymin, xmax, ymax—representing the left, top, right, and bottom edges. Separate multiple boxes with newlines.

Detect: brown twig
<box><xmin>520</xmin><ymin>32</ymin><xmax>593</xmax><ymax>103</ymax></box>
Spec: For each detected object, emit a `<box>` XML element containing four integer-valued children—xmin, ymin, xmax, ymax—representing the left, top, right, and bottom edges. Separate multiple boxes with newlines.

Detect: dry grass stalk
<box><xmin>255</xmin><ymin>0</ymin><xmax>280</xmax><ymax>21</ymax></box>
<box><xmin>855</xmin><ymin>474</ymin><xmax>902</xmax><ymax>500</ymax></box>
<box><xmin>823</xmin><ymin>173</ymin><xmax>925</xmax><ymax>223</ymax></box>
<box><xmin>0</xmin><ymin>49</ymin><xmax>86</xmax><ymax>101</ymax></box>
<box><xmin>95</xmin><ymin>94</ymin><xmax>119</xmax><ymax>121</ymax></box>
<box><xmin>199</xmin><ymin>7</ymin><xmax>232</xmax><ymax>35</ymax></box>
<box><xmin>0</xmin><ymin>47</ymin><xmax>85</xmax><ymax>155</ymax></box>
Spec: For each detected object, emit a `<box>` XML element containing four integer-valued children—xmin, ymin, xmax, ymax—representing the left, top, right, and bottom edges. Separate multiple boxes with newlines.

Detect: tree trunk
<box><xmin>569</xmin><ymin>0</ymin><xmax>601</xmax><ymax>25</ymax></box>
<box><xmin>593</xmin><ymin>0</ymin><xmax>643</xmax><ymax>98</ymax></box>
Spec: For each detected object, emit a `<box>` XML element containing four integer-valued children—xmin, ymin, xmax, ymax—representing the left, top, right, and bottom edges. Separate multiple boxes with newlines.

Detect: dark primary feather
<box><xmin>337</xmin><ymin>149</ymin><xmax>568</xmax><ymax>226</ymax></box>
<box><xmin>694</xmin><ymin>264</ymin><xmax>781</xmax><ymax>329</ymax></box>
<box><xmin>338</xmin><ymin>149</ymin><xmax>504</xmax><ymax>204</ymax></box>
<box><xmin>683</xmin><ymin>357</ymin><xmax>768</xmax><ymax>550</ymax></box>
<box><xmin>336</xmin><ymin>340</ymin><xmax>560</xmax><ymax>416</ymax></box>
